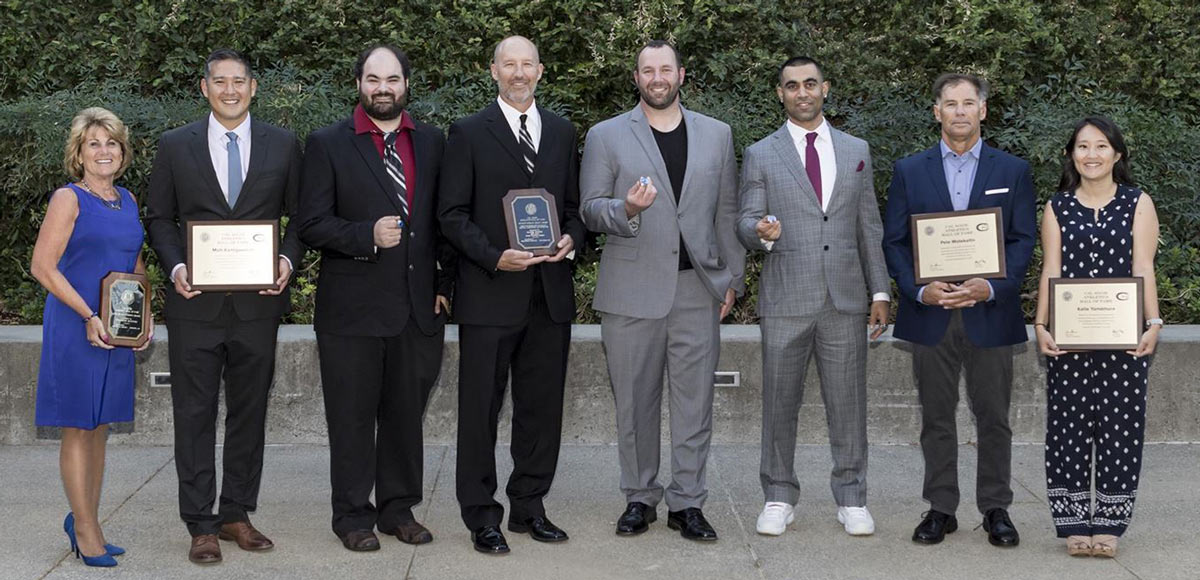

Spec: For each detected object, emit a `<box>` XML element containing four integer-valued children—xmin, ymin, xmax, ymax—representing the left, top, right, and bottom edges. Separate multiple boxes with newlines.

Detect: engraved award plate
<box><xmin>99</xmin><ymin>271</ymin><xmax>149</xmax><ymax>348</ymax></box>
<box><xmin>502</xmin><ymin>188</ymin><xmax>561</xmax><ymax>256</ymax></box>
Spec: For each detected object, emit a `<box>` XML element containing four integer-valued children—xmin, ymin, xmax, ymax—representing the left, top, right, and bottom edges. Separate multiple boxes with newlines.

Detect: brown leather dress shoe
<box><xmin>339</xmin><ymin>529</ymin><xmax>381</xmax><ymax>552</ymax></box>
<box><xmin>219</xmin><ymin>521</ymin><xmax>275</xmax><ymax>551</ymax></box>
<box><xmin>188</xmin><ymin>534</ymin><xmax>222</xmax><ymax>564</ymax></box>
<box><xmin>382</xmin><ymin>520</ymin><xmax>433</xmax><ymax>545</ymax></box>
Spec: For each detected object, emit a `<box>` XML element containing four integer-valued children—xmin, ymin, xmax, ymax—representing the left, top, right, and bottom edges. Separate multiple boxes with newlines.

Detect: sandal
<box><xmin>1066</xmin><ymin>535</ymin><xmax>1092</xmax><ymax>557</ymax></box>
<box><xmin>1091</xmin><ymin>534</ymin><xmax>1118</xmax><ymax>558</ymax></box>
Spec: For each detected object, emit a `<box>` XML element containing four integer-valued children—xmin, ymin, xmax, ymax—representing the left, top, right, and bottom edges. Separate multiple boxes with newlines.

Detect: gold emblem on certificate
<box><xmin>1049</xmin><ymin>278</ymin><xmax>1143</xmax><ymax>350</ymax></box>
<box><xmin>99</xmin><ymin>271</ymin><xmax>150</xmax><ymax>348</ymax></box>
<box><xmin>186</xmin><ymin>220</ymin><xmax>279</xmax><ymax>291</ymax></box>
<box><xmin>910</xmin><ymin>207</ymin><xmax>1005</xmax><ymax>284</ymax></box>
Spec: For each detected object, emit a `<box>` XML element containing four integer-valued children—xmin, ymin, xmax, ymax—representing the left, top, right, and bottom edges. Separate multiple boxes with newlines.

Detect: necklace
<box><xmin>77</xmin><ymin>181</ymin><xmax>122</xmax><ymax>210</ymax></box>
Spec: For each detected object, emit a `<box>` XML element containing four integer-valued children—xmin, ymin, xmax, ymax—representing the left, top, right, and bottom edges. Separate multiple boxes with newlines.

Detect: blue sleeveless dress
<box><xmin>36</xmin><ymin>184</ymin><xmax>144</xmax><ymax>429</ymax></box>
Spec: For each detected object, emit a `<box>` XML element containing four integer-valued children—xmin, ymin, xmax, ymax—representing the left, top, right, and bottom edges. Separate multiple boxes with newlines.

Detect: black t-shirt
<box><xmin>652</xmin><ymin>120</ymin><xmax>692</xmax><ymax>271</ymax></box>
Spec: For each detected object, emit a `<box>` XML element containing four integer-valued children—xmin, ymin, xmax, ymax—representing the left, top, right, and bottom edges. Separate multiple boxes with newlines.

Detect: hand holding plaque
<box><xmin>502</xmin><ymin>188</ymin><xmax>561</xmax><ymax>256</ymax></box>
<box><xmin>99</xmin><ymin>271</ymin><xmax>150</xmax><ymax>348</ymax></box>
<box><xmin>911</xmin><ymin>207</ymin><xmax>1005</xmax><ymax>284</ymax></box>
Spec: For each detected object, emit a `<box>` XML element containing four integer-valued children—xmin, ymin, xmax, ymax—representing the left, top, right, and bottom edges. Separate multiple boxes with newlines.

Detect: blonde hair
<box><xmin>63</xmin><ymin>107</ymin><xmax>132</xmax><ymax>181</ymax></box>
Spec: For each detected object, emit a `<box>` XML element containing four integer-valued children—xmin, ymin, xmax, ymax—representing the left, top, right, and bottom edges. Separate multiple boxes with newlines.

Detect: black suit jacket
<box><xmin>297</xmin><ymin>116</ymin><xmax>454</xmax><ymax>337</ymax></box>
<box><xmin>146</xmin><ymin>117</ymin><xmax>304</xmax><ymax>322</ymax></box>
<box><xmin>438</xmin><ymin>102</ymin><xmax>585</xmax><ymax>326</ymax></box>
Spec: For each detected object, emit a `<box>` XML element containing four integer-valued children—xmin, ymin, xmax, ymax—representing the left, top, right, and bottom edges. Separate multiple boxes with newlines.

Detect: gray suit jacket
<box><xmin>737</xmin><ymin>123</ymin><xmax>889</xmax><ymax>317</ymax></box>
<box><xmin>581</xmin><ymin>105</ymin><xmax>746</xmax><ymax>319</ymax></box>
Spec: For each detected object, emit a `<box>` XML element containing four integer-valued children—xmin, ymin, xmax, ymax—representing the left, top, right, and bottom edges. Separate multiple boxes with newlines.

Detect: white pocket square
<box><xmin>984</xmin><ymin>188</ymin><xmax>1009</xmax><ymax>195</ymax></box>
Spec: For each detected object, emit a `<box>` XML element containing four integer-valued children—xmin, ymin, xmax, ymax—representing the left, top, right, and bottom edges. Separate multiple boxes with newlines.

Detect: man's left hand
<box><xmin>939</xmin><ymin>278</ymin><xmax>990</xmax><ymax>308</ymax></box>
<box><xmin>259</xmin><ymin>257</ymin><xmax>292</xmax><ymax>295</ymax></box>
<box><xmin>868</xmin><ymin>300</ymin><xmax>890</xmax><ymax>340</ymax></box>
<box><xmin>719</xmin><ymin>288</ymin><xmax>736</xmax><ymax>321</ymax></box>
<box><xmin>434</xmin><ymin>294</ymin><xmax>451</xmax><ymax>315</ymax></box>
<box><xmin>544</xmin><ymin>234</ymin><xmax>575</xmax><ymax>262</ymax></box>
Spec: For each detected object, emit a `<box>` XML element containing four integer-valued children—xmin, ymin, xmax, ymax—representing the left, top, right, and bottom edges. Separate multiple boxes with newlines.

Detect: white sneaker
<box><xmin>837</xmin><ymin>506</ymin><xmax>875</xmax><ymax>536</ymax></box>
<box><xmin>755</xmin><ymin>502</ymin><xmax>795</xmax><ymax>536</ymax></box>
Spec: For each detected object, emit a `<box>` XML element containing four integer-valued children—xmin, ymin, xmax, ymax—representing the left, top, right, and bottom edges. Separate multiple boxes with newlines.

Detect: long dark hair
<box><xmin>1057</xmin><ymin>116</ymin><xmax>1135</xmax><ymax>192</ymax></box>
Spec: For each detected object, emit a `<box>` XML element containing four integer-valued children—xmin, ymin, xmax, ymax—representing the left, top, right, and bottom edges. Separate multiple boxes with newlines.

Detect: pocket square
<box><xmin>856</xmin><ymin>160</ymin><xmax>865</xmax><ymax>172</ymax></box>
<box><xmin>985</xmin><ymin>188</ymin><xmax>1009</xmax><ymax>195</ymax></box>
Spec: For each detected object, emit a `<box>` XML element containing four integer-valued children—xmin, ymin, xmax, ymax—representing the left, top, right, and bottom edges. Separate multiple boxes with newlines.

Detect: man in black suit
<box><xmin>297</xmin><ymin>44</ymin><xmax>454</xmax><ymax>553</ymax></box>
<box><xmin>146</xmin><ymin>49</ymin><xmax>303</xmax><ymax>564</ymax></box>
<box><xmin>438</xmin><ymin>35</ymin><xmax>585</xmax><ymax>555</ymax></box>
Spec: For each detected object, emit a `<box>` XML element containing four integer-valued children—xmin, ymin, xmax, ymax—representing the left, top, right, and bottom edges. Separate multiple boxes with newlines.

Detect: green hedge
<box><xmin>2</xmin><ymin>0</ymin><xmax>1198</xmax><ymax>324</ymax></box>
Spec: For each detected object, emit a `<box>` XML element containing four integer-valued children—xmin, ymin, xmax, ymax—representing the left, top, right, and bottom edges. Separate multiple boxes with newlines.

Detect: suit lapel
<box><xmin>827</xmin><ymin>128</ymin><xmax>855</xmax><ymax>214</ymax></box>
<box><xmin>967</xmin><ymin>143</ymin><xmax>998</xmax><ymax>209</ymax></box>
<box><xmin>187</xmin><ymin>117</ymin><xmax>230</xmax><ymax>211</ymax></box>
<box><xmin>677</xmin><ymin>107</ymin><xmax>700</xmax><ymax>208</ymax></box>
<box><xmin>233</xmin><ymin>120</ymin><xmax>271</xmax><ymax>212</ymax></box>
<box><xmin>770</xmin><ymin>125</ymin><xmax>821</xmax><ymax>211</ymax></box>
<box><xmin>348</xmin><ymin>122</ymin><xmax>402</xmax><ymax>214</ymax></box>
<box><xmin>530</xmin><ymin>105</ymin><xmax>555</xmax><ymax>183</ymax></box>
<box><xmin>924</xmin><ymin>146</ymin><xmax>954</xmax><ymax>212</ymax></box>
<box><xmin>628</xmin><ymin>105</ymin><xmax>676</xmax><ymax>207</ymax></box>
<box><xmin>483</xmin><ymin>102</ymin><xmax>529</xmax><ymax>175</ymax></box>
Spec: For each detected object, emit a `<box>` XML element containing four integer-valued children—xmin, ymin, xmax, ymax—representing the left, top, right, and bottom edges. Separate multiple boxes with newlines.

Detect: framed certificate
<box><xmin>186</xmin><ymin>220</ymin><xmax>278</xmax><ymax>291</ymax></box>
<box><xmin>99</xmin><ymin>271</ymin><xmax>150</xmax><ymax>348</ymax></box>
<box><xmin>1049</xmin><ymin>278</ymin><xmax>1144</xmax><ymax>350</ymax></box>
<box><xmin>502</xmin><ymin>188</ymin><xmax>561</xmax><ymax>256</ymax></box>
<box><xmin>911</xmin><ymin>207</ymin><xmax>1005</xmax><ymax>284</ymax></box>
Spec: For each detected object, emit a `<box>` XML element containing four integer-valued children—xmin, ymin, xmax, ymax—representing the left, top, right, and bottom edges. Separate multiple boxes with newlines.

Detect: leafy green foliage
<box><xmin>2</xmin><ymin>0</ymin><xmax>1198</xmax><ymax>323</ymax></box>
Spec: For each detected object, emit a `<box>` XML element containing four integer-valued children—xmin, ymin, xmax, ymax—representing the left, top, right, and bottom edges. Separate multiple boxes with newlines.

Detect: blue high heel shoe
<box><xmin>64</xmin><ymin>513</ymin><xmax>118</xmax><ymax>567</ymax></box>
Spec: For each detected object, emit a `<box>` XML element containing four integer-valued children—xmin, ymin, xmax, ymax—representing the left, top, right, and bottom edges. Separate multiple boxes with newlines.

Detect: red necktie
<box><xmin>805</xmin><ymin>131</ymin><xmax>822</xmax><ymax>207</ymax></box>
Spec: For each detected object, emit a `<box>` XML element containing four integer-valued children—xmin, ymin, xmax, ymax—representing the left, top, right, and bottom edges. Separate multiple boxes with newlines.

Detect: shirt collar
<box><xmin>940</xmin><ymin>137</ymin><xmax>982</xmax><ymax>160</ymax></box>
<box><xmin>496</xmin><ymin>96</ymin><xmax>540</xmax><ymax>128</ymax></box>
<box><xmin>208</xmin><ymin>112</ymin><xmax>251</xmax><ymax>143</ymax></box>
<box><xmin>353</xmin><ymin>104</ymin><xmax>415</xmax><ymax>135</ymax></box>
<box><xmin>785</xmin><ymin>116</ymin><xmax>829</xmax><ymax>145</ymax></box>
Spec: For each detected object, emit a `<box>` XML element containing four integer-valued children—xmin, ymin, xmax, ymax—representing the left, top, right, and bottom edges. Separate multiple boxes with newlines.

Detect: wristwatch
<box><xmin>1145</xmin><ymin>317</ymin><xmax>1164</xmax><ymax>328</ymax></box>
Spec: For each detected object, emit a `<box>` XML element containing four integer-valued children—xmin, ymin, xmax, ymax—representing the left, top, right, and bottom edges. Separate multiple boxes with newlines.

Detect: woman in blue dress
<box><xmin>30</xmin><ymin>107</ymin><xmax>152</xmax><ymax>568</ymax></box>
<box><xmin>1033</xmin><ymin>116</ymin><xmax>1162</xmax><ymax>558</ymax></box>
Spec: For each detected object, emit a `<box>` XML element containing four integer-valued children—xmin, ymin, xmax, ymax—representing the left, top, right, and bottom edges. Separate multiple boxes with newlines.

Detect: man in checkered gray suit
<box><xmin>736</xmin><ymin>56</ymin><xmax>890</xmax><ymax>538</ymax></box>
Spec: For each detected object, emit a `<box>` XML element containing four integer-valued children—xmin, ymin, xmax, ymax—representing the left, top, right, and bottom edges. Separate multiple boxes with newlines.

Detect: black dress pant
<box><xmin>912</xmin><ymin>310</ymin><xmax>1014</xmax><ymax>515</ymax></box>
<box><xmin>167</xmin><ymin>302</ymin><xmax>279</xmax><ymax>537</ymax></box>
<box><xmin>456</xmin><ymin>277</ymin><xmax>570</xmax><ymax>530</ymax></box>
<box><xmin>317</xmin><ymin>316</ymin><xmax>444</xmax><ymax>537</ymax></box>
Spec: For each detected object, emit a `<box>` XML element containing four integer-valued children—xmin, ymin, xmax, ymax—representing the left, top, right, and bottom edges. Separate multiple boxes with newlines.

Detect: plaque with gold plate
<box><xmin>99</xmin><ymin>271</ymin><xmax>150</xmax><ymax>348</ymax></box>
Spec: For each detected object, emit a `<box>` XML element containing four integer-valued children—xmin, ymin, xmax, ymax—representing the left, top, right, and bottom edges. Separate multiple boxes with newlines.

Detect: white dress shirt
<box><xmin>786</xmin><ymin>117</ymin><xmax>836</xmax><ymax>211</ymax></box>
<box><xmin>496</xmin><ymin>97</ymin><xmax>541</xmax><ymax>151</ymax></box>
<box><xmin>207</xmin><ymin>113</ymin><xmax>252</xmax><ymax>201</ymax></box>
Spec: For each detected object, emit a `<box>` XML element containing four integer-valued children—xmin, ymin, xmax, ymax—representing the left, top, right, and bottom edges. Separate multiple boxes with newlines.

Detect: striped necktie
<box><xmin>518</xmin><ymin>113</ymin><xmax>536</xmax><ymax>176</ymax></box>
<box><xmin>383</xmin><ymin>131</ymin><xmax>410</xmax><ymax>220</ymax></box>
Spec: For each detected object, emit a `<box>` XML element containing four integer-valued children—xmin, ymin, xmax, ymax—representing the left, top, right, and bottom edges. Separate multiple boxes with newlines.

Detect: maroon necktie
<box><xmin>805</xmin><ymin>131</ymin><xmax>822</xmax><ymax>206</ymax></box>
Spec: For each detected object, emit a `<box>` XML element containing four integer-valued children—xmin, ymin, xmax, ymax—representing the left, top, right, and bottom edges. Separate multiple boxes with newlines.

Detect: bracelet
<box><xmin>1033</xmin><ymin>322</ymin><xmax>1046</xmax><ymax>328</ymax></box>
<box><xmin>81</xmin><ymin>312</ymin><xmax>97</xmax><ymax>323</ymax></box>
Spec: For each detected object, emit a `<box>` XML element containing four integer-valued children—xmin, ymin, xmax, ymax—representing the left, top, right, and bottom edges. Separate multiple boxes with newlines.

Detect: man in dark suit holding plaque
<box><xmin>882</xmin><ymin>73</ymin><xmax>1036</xmax><ymax>548</ymax></box>
<box><xmin>437</xmin><ymin>35</ymin><xmax>584</xmax><ymax>555</ymax></box>
<box><xmin>297</xmin><ymin>44</ymin><xmax>454</xmax><ymax>552</ymax></box>
<box><xmin>146</xmin><ymin>49</ymin><xmax>303</xmax><ymax>564</ymax></box>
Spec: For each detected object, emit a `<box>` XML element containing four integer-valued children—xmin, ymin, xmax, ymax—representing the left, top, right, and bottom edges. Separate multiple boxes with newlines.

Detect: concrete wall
<box><xmin>2</xmin><ymin>325</ymin><xmax>1197</xmax><ymax>445</ymax></box>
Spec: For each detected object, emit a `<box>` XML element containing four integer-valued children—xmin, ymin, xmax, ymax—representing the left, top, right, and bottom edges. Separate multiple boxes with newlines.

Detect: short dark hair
<box><xmin>354</xmin><ymin>44</ymin><xmax>411</xmax><ymax>81</ymax></box>
<box><xmin>1057</xmin><ymin>116</ymin><xmax>1135</xmax><ymax>192</ymax></box>
<box><xmin>636</xmin><ymin>39</ymin><xmax>681</xmax><ymax>69</ymax></box>
<box><xmin>778</xmin><ymin>56</ymin><xmax>825</xmax><ymax>84</ymax></box>
<box><xmin>932</xmin><ymin>73</ymin><xmax>988</xmax><ymax>102</ymax></box>
<box><xmin>205</xmin><ymin>49</ymin><xmax>253</xmax><ymax>79</ymax></box>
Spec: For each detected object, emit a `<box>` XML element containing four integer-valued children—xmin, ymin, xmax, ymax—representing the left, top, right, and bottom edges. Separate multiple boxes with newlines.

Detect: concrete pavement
<box><xmin>2</xmin><ymin>443</ymin><xmax>1196</xmax><ymax>580</ymax></box>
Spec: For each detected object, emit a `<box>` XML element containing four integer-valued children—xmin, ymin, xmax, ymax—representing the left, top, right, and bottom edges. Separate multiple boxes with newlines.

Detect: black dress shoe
<box><xmin>339</xmin><ymin>529</ymin><xmax>381</xmax><ymax>552</ymax></box>
<box><xmin>508</xmin><ymin>516</ymin><xmax>568</xmax><ymax>542</ymax></box>
<box><xmin>912</xmin><ymin>510</ymin><xmax>958</xmax><ymax>544</ymax></box>
<box><xmin>667</xmin><ymin>508</ymin><xmax>718</xmax><ymax>541</ymax></box>
<box><xmin>982</xmin><ymin>508</ymin><xmax>1020</xmax><ymax>547</ymax></box>
<box><xmin>472</xmin><ymin>525</ymin><xmax>510</xmax><ymax>554</ymax></box>
<box><xmin>616</xmin><ymin>502</ymin><xmax>657</xmax><ymax>536</ymax></box>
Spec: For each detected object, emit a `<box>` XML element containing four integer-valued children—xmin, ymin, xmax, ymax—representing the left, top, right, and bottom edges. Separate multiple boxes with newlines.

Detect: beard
<box><xmin>638</xmin><ymin>81</ymin><xmax>680</xmax><ymax>110</ymax></box>
<box><xmin>360</xmin><ymin>89</ymin><xmax>407</xmax><ymax>120</ymax></box>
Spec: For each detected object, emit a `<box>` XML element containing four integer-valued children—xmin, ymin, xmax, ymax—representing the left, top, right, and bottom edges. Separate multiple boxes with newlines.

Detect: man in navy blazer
<box><xmin>882</xmin><ymin>73</ymin><xmax>1035</xmax><ymax>548</ymax></box>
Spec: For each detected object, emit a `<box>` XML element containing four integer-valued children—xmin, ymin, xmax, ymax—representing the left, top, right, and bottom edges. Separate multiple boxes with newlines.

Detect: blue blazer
<box><xmin>882</xmin><ymin>142</ymin><xmax>1036</xmax><ymax>347</ymax></box>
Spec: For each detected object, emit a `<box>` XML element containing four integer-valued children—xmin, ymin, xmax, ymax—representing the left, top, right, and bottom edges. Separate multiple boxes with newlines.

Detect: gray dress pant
<box><xmin>913</xmin><ymin>310</ymin><xmax>1014</xmax><ymax>515</ymax></box>
<box><xmin>600</xmin><ymin>270</ymin><xmax>720</xmax><ymax>511</ymax></box>
<box><xmin>760</xmin><ymin>294</ymin><xmax>868</xmax><ymax>507</ymax></box>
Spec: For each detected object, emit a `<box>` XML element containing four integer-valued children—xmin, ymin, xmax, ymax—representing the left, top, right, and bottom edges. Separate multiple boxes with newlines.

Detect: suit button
<box><xmin>408</xmin><ymin>265</ymin><xmax>414</xmax><ymax>270</ymax></box>
<box><xmin>823</xmin><ymin>216</ymin><xmax>828</xmax><ymax>222</ymax></box>
<box><xmin>672</xmin><ymin>249</ymin><xmax>679</xmax><ymax>254</ymax></box>
<box><xmin>225</xmin><ymin>292</ymin><xmax>233</xmax><ymax>296</ymax></box>
<box><xmin>823</xmin><ymin>245</ymin><xmax>829</xmax><ymax>251</ymax></box>
<box><xmin>410</xmin><ymin>231</ymin><xmax>416</xmax><ymax>238</ymax></box>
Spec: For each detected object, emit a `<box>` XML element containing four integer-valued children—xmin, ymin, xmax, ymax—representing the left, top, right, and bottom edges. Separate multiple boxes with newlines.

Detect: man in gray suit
<box><xmin>580</xmin><ymin>40</ymin><xmax>745</xmax><ymax>542</ymax></box>
<box><xmin>737</xmin><ymin>57</ymin><xmax>890</xmax><ymax>537</ymax></box>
